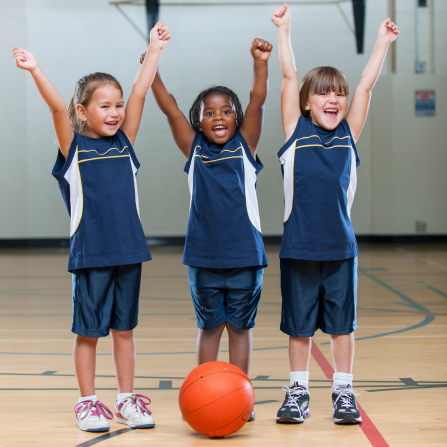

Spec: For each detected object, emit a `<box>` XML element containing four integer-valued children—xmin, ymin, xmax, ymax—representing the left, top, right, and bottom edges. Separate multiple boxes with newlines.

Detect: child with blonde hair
<box><xmin>13</xmin><ymin>22</ymin><xmax>171</xmax><ymax>432</ymax></box>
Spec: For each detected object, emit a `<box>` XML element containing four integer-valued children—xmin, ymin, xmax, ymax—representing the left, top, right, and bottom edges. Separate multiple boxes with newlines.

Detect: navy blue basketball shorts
<box><xmin>187</xmin><ymin>266</ymin><xmax>264</xmax><ymax>330</ymax></box>
<box><xmin>280</xmin><ymin>257</ymin><xmax>358</xmax><ymax>337</ymax></box>
<box><xmin>71</xmin><ymin>263</ymin><xmax>142</xmax><ymax>338</ymax></box>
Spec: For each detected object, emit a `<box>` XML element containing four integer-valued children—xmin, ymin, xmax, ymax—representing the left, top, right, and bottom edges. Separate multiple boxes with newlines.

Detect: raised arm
<box><xmin>271</xmin><ymin>3</ymin><xmax>300</xmax><ymax>141</ymax></box>
<box><xmin>12</xmin><ymin>47</ymin><xmax>73</xmax><ymax>159</ymax></box>
<box><xmin>239</xmin><ymin>39</ymin><xmax>273</xmax><ymax>157</ymax></box>
<box><xmin>150</xmin><ymin>70</ymin><xmax>195</xmax><ymax>158</ymax></box>
<box><xmin>346</xmin><ymin>19</ymin><xmax>399</xmax><ymax>142</ymax></box>
<box><xmin>121</xmin><ymin>21</ymin><xmax>171</xmax><ymax>146</ymax></box>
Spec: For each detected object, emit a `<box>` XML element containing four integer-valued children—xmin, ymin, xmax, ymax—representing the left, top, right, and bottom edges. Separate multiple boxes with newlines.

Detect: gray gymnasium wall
<box><xmin>0</xmin><ymin>0</ymin><xmax>445</xmax><ymax>239</ymax></box>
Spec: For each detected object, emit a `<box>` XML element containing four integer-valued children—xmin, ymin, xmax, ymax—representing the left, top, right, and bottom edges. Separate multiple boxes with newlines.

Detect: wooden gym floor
<box><xmin>0</xmin><ymin>243</ymin><xmax>446</xmax><ymax>447</ymax></box>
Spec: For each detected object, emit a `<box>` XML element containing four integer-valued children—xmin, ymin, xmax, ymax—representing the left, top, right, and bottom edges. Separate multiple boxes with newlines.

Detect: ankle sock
<box><xmin>78</xmin><ymin>394</ymin><xmax>97</xmax><ymax>403</ymax></box>
<box><xmin>117</xmin><ymin>392</ymin><xmax>133</xmax><ymax>403</ymax></box>
<box><xmin>333</xmin><ymin>372</ymin><xmax>353</xmax><ymax>388</ymax></box>
<box><xmin>290</xmin><ymin>371</ymin><xmax>309</xmax><ymax>388</ymax></box>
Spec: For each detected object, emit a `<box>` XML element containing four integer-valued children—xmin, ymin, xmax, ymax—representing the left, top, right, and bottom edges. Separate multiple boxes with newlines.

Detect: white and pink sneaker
<box><xmin>115</xmin><ymin>394</ymin><xmax>155</xmax><ymax>428</ymax></box>
<box><xmin>74</xmin><ymin>399</ymin><xmax>113</xmax><ymax>432</ymax></box>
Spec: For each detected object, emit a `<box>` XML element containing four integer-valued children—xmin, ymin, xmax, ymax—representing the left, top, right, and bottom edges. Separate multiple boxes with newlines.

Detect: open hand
<box><xmin>379</xmin><ymin>18</ymin><xmax>399</xmax><ymax>44</ymax></box>
<box><xmin>251</xmin><ymin>39</ymin><xmax>273</xmax><ymax>62</ymax></box>
<box><xmin>150</xmin><ymin>21</ymin><xmax>171</xmax><ymax>50</ymax></box>
<box><xmin>271</xmin><ymin>3</ymin><xmax>290</xmax><ymax>28</ymax></box>
<box><xmin>12</xmin><ymin>47</ymin><xmax>38</xmax><ymax>72</ymax></box>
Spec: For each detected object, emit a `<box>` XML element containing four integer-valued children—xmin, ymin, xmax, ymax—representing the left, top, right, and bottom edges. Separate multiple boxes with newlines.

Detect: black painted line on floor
<box><xmin>254</xmin><ymin>400</ymin><xmax>279</xmax><ymax>405</ymax></box>
<box><xmin>4</xmin><ymin>383</ymin><xmax>444</xmax><ymax>392</ymax></box>
<box><xmin>75</xmin><ymin>428</ymin><xmax>134</xmax><ymax>447</ymax></box>
<box><xmin>0</xmin><ymin>372</ymin><xmax>411</xmax><ymax>384</ymax></box>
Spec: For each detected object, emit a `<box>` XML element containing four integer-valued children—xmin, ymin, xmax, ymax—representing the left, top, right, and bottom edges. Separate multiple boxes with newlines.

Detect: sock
<box><xmin>290</xmin><ymin>371</ymin><xmax>309</xmax><ymax>388</ymax></box>
<box><xmin>78</xmin><ymin>394</ymin><xmax>97</xmax><ymax>403</ymax></box>
<box><xmin>333</xmin><ymin>372</ymin><xmax>353</xmax><ymax>388</ymax></box>
<box><xmin>116</xmin><ymin>392</ymin><xmax>133</xmax><ymax>403</ymax></box>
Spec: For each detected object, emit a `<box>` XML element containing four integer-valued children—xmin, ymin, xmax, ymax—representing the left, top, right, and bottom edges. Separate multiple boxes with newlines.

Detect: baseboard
<box><xmin>0</xmin><ymin>234</ymin><xmax>446</xmax><ymax>248</ymax></box>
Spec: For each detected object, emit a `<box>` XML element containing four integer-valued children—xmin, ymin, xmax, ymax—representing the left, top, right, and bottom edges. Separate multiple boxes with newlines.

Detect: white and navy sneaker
<box><xmin>276</xmin><ymin>382</ymin><xmax>310</xmax><ymax>423</ymax></box>
<box><xmin>74</xmin><ymin>399</ymin><xmax>113</xmax><ymax>432</ymax></box>
<box><xmin>332</xmin><ymin>385</ymin><xmax>362</xmax><ymax>424</ymax></box>
<box><xmin>248</xmin><ymin>410</ymin><xmax>255</xmax><ymax>422</ymax></box>
<box><xmin>115</xmin><ymin>394</ymin><xmax>155</xmax><ymax>428</ymax></box>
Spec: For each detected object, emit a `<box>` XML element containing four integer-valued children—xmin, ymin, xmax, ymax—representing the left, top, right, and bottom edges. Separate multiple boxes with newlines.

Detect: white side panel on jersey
<box><xmin>279</xmin><ymin>142</ymin><xmax>296</xmax><ymax>222</ymax></box>
<box><xmin>346</xmin><ymin>146</ymin><xmax>357</xmax><ymax>219</ymax></box>
<box><xmin>242</xmin><ymin>149</ymin><xmax>262</xmax><ymax>233</ymax></box>
<box><xmin>64</xmin><ymin>148</ymin><xmax>83</xmax><ymax>237</ymax></box>
<box><xmin>129</xmin><ymin>157</ymin><xmax>140</xmax><ymax>217</ymax></box>
<box><xmin>188</xmin><ymin>147</ymin><xmax>196</xmax><ymax>211</ymax></box>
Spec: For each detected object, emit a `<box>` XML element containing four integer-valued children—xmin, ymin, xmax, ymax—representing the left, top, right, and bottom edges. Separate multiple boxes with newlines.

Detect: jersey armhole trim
<box><xmin>70</xmin><ymin>146</ymin><xmax>84</xmax><ymax>238</ymax></box>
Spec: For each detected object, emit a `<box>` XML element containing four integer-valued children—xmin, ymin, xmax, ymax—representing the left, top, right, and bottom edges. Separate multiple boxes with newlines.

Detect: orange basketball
<box><xmin>179</xmin><ymin>361</ymin><xmax>255</xmax><ymax>438</ymax></box>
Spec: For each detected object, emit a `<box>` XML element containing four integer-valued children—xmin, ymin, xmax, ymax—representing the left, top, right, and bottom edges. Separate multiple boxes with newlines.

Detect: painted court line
<box><xmin>75</xmin><ymin>428</ymin><xmax>134</xmax><ymax>447</ymax></box>
<box><xmin>311</xmin><ymin>343</ymin><xmax>389</xmax><ymax>447</ymax></box>
<box><xmin>397</xmin><ymin>248</ymin><xmax>447</xmax><ymax>271</ymax></box>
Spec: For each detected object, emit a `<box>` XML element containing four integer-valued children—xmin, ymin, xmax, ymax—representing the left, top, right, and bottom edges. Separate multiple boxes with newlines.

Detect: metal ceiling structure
<box><xmin>110</xmin><ymin>0</ymin><xmax>365</xmax><ymax>53</ymax></box>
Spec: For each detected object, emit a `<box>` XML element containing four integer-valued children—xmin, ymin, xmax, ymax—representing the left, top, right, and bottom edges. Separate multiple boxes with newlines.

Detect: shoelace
<box><xmin>120</xmin><ymin>394</ymin><xmax>152</xmax><ymax>416</ymax></box>
<box><xmin>331</xmin><ymin>386</ymin><xmax>361</xmax><ymax>409</ymax></box>
<box><xmin>281</xmin><ymin>386</ymin><xmax>309</xmax><ymax>416</ymax></box>
<box><xmin>74</xmin><ymin>400</ymin><xmax>113</xmax><ymax>421</ymax></box>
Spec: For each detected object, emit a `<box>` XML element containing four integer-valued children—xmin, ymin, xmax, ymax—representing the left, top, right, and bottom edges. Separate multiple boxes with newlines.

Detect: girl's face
<box><xmin>77</xmin><ymin>84</ymin><xmax>125</xmax><ymax>138</ymax></box>
<box><xmin>305</xmin><ymin>90</ymin><xmax>348</xmax><ymax>130</ymax></box>
<box><xmin>199</xmin><ymin>94</ymin><xmax>237</xmax><ymax>144</ymax></box>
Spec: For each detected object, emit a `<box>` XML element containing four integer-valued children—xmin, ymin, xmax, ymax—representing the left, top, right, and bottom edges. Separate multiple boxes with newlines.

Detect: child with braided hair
<box><xmin>142</xmin><ymin>38</ymin><xmax>272</xmax><ymax>420</ymax></box>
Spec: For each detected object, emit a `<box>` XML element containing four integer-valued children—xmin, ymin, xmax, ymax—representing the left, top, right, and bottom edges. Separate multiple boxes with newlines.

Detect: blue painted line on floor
<box><xmin>0</xmin><ymin>268</ymin><xmax>437</xmax><ymax>356</ymax></box>
<box><xmin>426</xmin><ymin>285</ymin><xmax>447</xmax><ymax>299</ymax></box>
<box><xmin>358</xmin><ymin>268</ymin><xmax>430</xmax><ymax>313</ymax></box>
<box><xmin>321</xmin><ymin>315</ymin><xmax>435</xmax><ymax>344</ymax></box>
<box><xmin>320</xmin><ymin>269</ymin><xmax>436</xmax><ymax>345</ymax></box>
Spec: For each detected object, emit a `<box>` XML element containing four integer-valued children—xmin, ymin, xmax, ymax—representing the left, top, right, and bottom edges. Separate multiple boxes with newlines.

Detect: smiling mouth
<box><xmin>105</xmin><ymin>121</ymin><xmax>118</xmax><ymax>127</ymax></box>
<box><xmin>324</xmin><ymin>109</ymin><xmax>338</xmax><ymax>118</ymax></box>
<box><xmin>212</xmin><ymin>125</ymin><xmax>227</xmax><ymax>137</ymax></box>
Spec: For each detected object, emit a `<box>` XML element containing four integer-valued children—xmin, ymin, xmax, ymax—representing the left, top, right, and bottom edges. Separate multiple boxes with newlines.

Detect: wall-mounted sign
<box><xmin>415</xmin><ymin>90</ymin><xmax>435</xmax><ymax>116</ymax></box>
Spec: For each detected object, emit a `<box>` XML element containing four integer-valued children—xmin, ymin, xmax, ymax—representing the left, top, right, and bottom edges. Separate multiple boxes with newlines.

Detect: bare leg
<box><xmin>331</xmin><ymin>333</ymin><xmax>355</xmax><ymax>373</ymax></box>
<box><xmin>227</xmin><ymin>323</ymin><xmax>252</xmax><ymax>375</ymax></box>
<box><xmin>289</xmin><ymin>336</ymin><xmax>312</xmax><ymax>371</ymax></box>
<box><xmin>73</xmin><ymin>335</ymin><xmax>99</xmax><ymax>397</ymax></box>
<box><xmin>196</xmin><ymin>323</ymin><xmax>226</xmax><ymax>365</ymax></box>
<box><xmin>111</xmin><ymin>329</ymin><xmax>135</xmax><ymax>394</ymax></box>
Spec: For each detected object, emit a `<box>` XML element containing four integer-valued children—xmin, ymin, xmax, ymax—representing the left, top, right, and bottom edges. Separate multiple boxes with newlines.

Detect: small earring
<box><xmin>82</xmin><ymin>121</ymin><xmax>86</xmax><ymax>127</ymax></box>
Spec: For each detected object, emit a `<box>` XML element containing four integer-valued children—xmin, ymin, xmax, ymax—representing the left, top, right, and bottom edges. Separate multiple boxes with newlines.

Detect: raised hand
<box><xmin>12</xmin><ymin>47</ymin><xmax>39</xmax><ymax>72</ymax></box>
<box><xmin>271</xmin><ymin>3</ymin><xmax>290</xmax><ymax>28</ymax></box>
<box><xmin>150</xmin><ymin>21</ymin><xmax>171</xmax><ymax>50</ymax></box>
<box><xmin>379</xmin><ymin>18</ymin><xmax>399</xmax><ymax>45</ymax></box>
<box><xmin>251</xmin><ymin>39</ymin><xmax>273</xmax><ymax>63</ymax></box>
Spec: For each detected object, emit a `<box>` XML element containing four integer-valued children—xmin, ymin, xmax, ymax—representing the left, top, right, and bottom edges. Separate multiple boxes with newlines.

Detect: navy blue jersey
<box><xmin>278</xmin><ymin>115</ymin><xmax>360</xmax><ymax>261</ymax></box>
<box><xmin>52</xmin><ymin>130</ymin><xmax>151</xmax><ymax>271</ymax></box>
<box><xmin>182</xmin><ymin>131</ymin><xmax>268</xmax><ymax>269</ymax></box>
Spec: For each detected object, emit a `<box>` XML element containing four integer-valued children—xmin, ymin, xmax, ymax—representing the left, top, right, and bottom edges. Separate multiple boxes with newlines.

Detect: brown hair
<box><xmin>68</xmin><ymin>72</ymin><xmax>123</xmax><ymax>135</ymax></box>
<box><xmin>299</xmin><ymin>66</ymin><xmax>349</xmax><ymax>120</ymax></box>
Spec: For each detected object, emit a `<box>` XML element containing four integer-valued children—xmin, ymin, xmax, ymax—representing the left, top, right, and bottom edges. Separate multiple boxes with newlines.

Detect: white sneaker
<box><xmin>115</xmin><ymin>394</ymin><xmax>155</xmax><ymax>428</ymax></box>
<box><xmin>74</xmin><ymin>399</ymin><xmax>113</xmax><ymax>432</ymax></box>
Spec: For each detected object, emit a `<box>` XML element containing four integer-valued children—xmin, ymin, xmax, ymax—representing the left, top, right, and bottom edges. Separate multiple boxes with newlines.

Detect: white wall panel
<box><xmin>0</xmin><ymin>0</ymin><xmax>445</xmax><ymax>239</ymax></box>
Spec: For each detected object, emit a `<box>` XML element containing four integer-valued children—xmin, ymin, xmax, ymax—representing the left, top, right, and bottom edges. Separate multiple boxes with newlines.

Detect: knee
<box><xmin>111</xmin><ymin>329</ymin><xmax>134</xmax><ymax>341</ymax></box>
<box><xmin>75</xmin><ymin>334</ymin><xmax>99</xmax><ymax>345</ymax></box>
<box><xmin>201</xmin><ymin>323</ymin><xmax>225</xmax><ymax>337</ymax></box>
<box><xmin>226</xmin><ymin>323</ymin><xmax>249</xmax><ymax>337</ymax></box>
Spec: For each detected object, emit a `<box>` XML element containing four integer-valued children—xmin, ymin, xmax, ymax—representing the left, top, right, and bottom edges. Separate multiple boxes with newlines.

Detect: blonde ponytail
<box><xmin>68</xmin><ymin>73</ymin><xmax>123</xmax><ymax>136</ymax></box>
